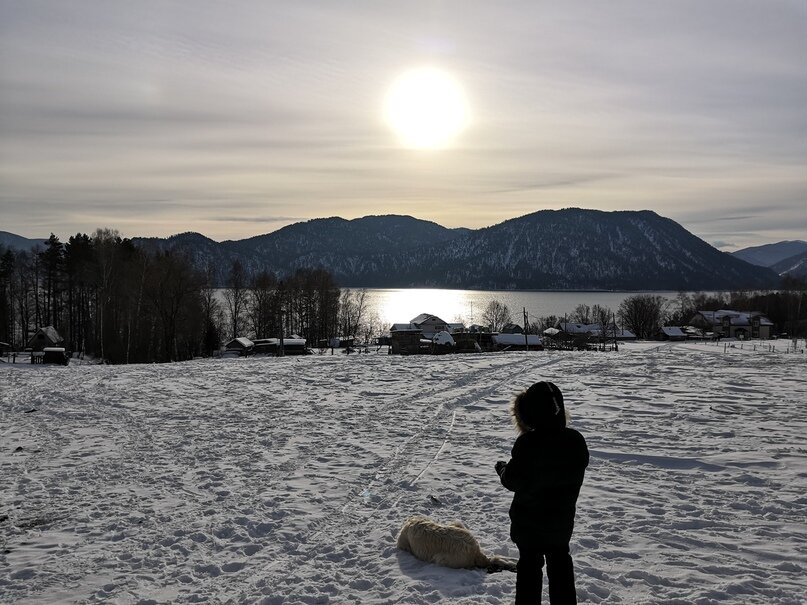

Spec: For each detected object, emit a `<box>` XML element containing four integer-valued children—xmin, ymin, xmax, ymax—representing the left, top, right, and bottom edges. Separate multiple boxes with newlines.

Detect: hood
<box><xmin>511</xmin><ymin>381</ymin><xmax>568</xmax><ymax>434</ymax></box>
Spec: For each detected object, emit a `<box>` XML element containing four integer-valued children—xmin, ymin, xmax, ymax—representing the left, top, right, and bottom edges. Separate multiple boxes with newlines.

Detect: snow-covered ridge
<box><xmin>129</xmin><ymin>209</ymin><xmax>777</xmax><ymax>290</ymax></box>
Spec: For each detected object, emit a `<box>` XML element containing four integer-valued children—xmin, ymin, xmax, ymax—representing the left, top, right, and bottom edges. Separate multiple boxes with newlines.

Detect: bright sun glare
<box><xmin>384</xmin><ymin>67</ymin><xmax>470</xmax><ymax>150</ymax></box>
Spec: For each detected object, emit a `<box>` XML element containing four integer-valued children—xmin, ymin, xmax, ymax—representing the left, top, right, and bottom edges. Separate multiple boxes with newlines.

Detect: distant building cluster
<box><xmin>1</xmin><ymin>307</ymin><xmax>781</xmax><ymax>365</ymax></box>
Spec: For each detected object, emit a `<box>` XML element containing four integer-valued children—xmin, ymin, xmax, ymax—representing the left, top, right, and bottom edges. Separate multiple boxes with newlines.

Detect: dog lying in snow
<box><xmin>397</xmin><ymin>515</ymin><xmax>517</xmax><ymax>573</ymax></box>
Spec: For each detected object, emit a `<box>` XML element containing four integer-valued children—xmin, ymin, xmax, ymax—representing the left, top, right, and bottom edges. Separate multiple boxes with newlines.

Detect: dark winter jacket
<box><xmin>498</xmin><ymin>427</ymin><xmax>589</xmax><ymax>545</ymax></box>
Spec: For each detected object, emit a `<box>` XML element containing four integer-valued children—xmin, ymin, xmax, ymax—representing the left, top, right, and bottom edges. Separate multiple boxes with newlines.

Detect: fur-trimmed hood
<box><xmin>511</xmin><ymin>381</ymin><xmax>569</xmax><ymax>434</ymax></box>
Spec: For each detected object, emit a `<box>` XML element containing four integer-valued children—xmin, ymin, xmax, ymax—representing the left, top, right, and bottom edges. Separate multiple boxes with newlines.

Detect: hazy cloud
<box><xmin>711</xmin><ymin>240</ymin><xmax>736</xmax><ymax>250</ymax></box>
<box><xmin>1</xmin><ymin>1</ymin><xmax>805</xmax><ymax>244</ymax></box>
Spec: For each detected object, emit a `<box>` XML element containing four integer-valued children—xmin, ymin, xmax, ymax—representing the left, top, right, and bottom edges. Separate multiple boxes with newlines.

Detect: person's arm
<box><xmin>496</xmin><ymin>437</ymin><xmax>528</xmax><ymax>492</ymax></box>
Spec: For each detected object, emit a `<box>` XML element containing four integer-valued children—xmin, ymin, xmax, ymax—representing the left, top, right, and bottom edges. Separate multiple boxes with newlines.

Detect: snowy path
<box><xmin>1</xmin><ymin>344</ymin><xmax>805</xmax><ymax>604</ymax></box>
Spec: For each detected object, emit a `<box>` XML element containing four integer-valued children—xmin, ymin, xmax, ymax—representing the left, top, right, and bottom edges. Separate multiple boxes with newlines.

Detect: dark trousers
<box><xmin>515</xmin><ymin>542</ymin><xmax>576</xmax><ymax>605</ymax></box>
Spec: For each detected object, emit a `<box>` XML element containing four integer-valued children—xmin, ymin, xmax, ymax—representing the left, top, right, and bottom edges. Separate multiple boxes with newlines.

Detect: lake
<box><xmin>215</xmin><ymin>287</ymin><xmax>711</xmax><ymax>328</ymax></box>
<box><xmin>357</xmin><ymin>289</ymin><xmax>694</xmax><ymax>327</ymax></box>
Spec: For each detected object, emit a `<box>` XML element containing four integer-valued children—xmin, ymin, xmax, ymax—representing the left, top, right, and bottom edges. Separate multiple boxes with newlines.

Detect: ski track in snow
<box><xmin>0</xmin><ymin>343</ymin><xmax>805</xmax><ymax>604</ymax></box>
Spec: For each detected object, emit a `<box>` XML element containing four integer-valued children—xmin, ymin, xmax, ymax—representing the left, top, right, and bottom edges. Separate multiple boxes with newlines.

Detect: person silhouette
<box><xmin>496</xmin><ymin>381</ymin><xmax>589</xmax><ymax>604</ymax></box>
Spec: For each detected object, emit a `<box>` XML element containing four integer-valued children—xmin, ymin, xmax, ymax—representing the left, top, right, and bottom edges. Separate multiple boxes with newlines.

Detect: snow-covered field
<box><xmin>1</xmin><ymin>343</ymin><xmax>805</xmax><ymax>604</ymax></box>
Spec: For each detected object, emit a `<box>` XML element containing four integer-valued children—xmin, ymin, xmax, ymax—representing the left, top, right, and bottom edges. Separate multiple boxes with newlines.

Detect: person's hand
<box><xmin>495</xmin><ymin>460</ymin><xmax>507</xmax><ymax>476</ymax></box>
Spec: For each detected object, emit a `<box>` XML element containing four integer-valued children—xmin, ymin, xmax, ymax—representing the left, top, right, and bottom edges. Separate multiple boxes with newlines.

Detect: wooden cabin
<box><xmin>27</xmin><ymin>326</ymin><xmax>64</xmax><ymax>352</ymax></box>
<box><xmin>390</xmin><ymin>324</ymin><xmax>423</xmax><ymax>355</ymax></box>
<box><xmin>410</xmin><ymin>314</ymin><xmax>451</xmax><ymax>339</ymax></box>
<box><xmin>225</xmin><ymin>337</ymin><xmax>254</xmax><ymax>356</ymax></box>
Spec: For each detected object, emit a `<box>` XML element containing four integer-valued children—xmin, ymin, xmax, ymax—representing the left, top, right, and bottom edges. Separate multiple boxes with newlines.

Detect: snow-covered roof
<box><xmin>695</xmin><ymin>310</ymin><xmax>774</xmax><ymax>327</ymax></box>
<box><xmin>410</xmin><ymin>313</ymin><xmax>448</xmax><ymax>326</ymax></box>
<box><xmin>543</xmin><ymin>327</ymin><xmax>561</xmax><ymax>336</ymax></box>
<box><xmin>661</xmin><ymin>327</ymin><xmax>686</xmax><ymax>337</ymax></box>
<box><xmin>226</xmin><ymin>337</ymin><xmax>254</xmax><ymax>349</ymax></box>
<box><xmin>42</xmin><ymin>326</ymin><xmax>63</xmax><ymax>342</ymax></box>
<box><xmin>252</xmin><ymin>337</ymin><xmax>307</xmax><ymax>346</ymax></box>
<box><xmin>493</xmin><ymin>334</ymin><xmax>542</xmax><ymax>346</ymax></box>
<box><xmin>447</xmin><ymin>323</ymin><xmax>465</xmax><ymax>331</ymax></box>
<box><xmin>391</xmin><ymin>323</ymin><xmax>420</xmax><ymax>332</ymax></box>
<box><xmin>558</xmin><ymin>322</ymin><xmax>601</xmax><ymax>335</ymax></box>
<box><xmin>28</xmin><ymin>325</ymin><xmax>63</xmax><ymax>345</ymax></box>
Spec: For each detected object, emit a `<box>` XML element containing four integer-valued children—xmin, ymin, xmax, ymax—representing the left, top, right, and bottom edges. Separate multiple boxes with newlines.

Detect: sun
<box><xmin>384</xmin><ymin>67</ymin><xmax>470</xmax><ymax>150</ymax></box>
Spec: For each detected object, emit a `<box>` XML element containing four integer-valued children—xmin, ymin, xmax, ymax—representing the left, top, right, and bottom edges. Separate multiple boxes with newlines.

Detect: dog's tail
<box><xmin>479</xmin><ymin>553</ymin><xmax>518</xmax><ymax>573</ymax></box>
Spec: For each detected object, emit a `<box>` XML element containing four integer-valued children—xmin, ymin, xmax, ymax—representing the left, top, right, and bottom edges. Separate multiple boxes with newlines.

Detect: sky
<box><xmin>1</xmin><ymin>1</ymin><xmax>805</xmax><ymax>250</ymax></box>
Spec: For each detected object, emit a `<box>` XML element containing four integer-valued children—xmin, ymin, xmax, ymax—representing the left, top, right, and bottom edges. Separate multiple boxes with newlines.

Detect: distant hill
<box><xmin>771</xmin><ymin>250</ymin><xmax>807</xmax><ymax>279</ymax></box>
<box><xmin>732</xmin><ymin>240</ymin><xmax>807</xmax><ymax>267</ymax></box>
<box><xmin>337</xmin><ymin>209</ymin><xmax>777</xmax><ymax>290</ymax></box>
<box><xmin>0</xmin><ymin>231</ymin><xmax>47</xmax><ymax>251</ymax></box>
<box><xmin>133</xmin><ymin>215</ymin><xmax>471</xmax><ymax>285</ymax></box>
<box><xmin>132</xmin><ymin>210</ymin><xmax>778</xmax><ymax>290</ymax></box>
<box><xmin>3</xmin><ymin>211</ymin><xmax>779</xmax><ymax>289</ymax></box>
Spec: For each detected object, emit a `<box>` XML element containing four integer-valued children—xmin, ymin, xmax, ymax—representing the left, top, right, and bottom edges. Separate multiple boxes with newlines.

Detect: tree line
<box><xmin>477</xmin><ymin>281</ymin><xmax>807</xmax><ymax>341</ymax></box>
<box><xmin>0</xmin><ymin>231</ymin><xmax>375</xmax><ymax>363</ymax></box>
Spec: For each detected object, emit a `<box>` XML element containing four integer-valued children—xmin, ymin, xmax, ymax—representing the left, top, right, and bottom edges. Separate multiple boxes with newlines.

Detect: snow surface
<box><xmin>1</xmin><ymin>342</ymin><xmax>806</xmax><ymax>604</ymax></box>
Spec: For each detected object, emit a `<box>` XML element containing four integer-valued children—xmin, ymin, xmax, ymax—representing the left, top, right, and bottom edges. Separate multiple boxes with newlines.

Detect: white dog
<box><xmin>397</xmin><ymin>515</ymin><xmax>517</xmax><ymax>572</ymax></box>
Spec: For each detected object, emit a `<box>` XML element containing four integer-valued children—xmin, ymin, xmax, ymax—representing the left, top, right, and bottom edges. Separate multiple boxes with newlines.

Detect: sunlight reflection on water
<box><xmin>362</xmin><ymin>288</ymin><xmax>684</xmax><ymax>327</ymax></box>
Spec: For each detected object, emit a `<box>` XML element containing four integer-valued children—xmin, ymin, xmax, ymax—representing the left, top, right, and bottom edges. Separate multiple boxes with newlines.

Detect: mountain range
<box><xmin>0</xmin><ymin>231</ymin><xmax>47</xmax><ymax>252</ymax></box>
<box><xmin>730</xmin><ymin>240</ymin><xmax>807</xmax><ymax>279</ymax></box>
<box><xmin>1</xmin><ymin>210</ymin><xmax>786</xmax><ymax>290</ymax></box>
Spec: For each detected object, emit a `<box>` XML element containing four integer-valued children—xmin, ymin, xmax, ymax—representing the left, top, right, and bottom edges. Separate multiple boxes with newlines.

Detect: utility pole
<box><xmin>278</xmin><ymin>304</ymin><xmax>285</xmax><ymax>357</ymax></box>
<box><xmin>523</xmin><ymin>307</ymin><xmax>529</xmax><ymax>351</ymax></box>
<box><xmin>613</xmin><ymin>310</ymin><xmax>618</xmax><ymax>352</ymax></box>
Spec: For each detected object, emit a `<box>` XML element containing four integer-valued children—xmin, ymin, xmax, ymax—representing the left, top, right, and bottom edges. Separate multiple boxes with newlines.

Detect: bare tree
<box><xmin>223</xmin><ymin>259</ymin><xmax>247</xmax><ymax>339</ymax></box>
<box><xmin>618</xmin><ymin>294</ymin><xmax>665</xmax><ymax>339</ymax></box>
<box><xmin>591</xmin><ymin>304</ymin><xmax>615</xmax><ymax>340</ymax></box>
<box><xmin>664</xmin><ymin>292</ymin><xmax>695</xmax><ymax>326</ymax></box>
<box><xmin>15</xmin><ymin>252</ymin><xmax>37</xmax><ymax>347</ymax></box>
<box><xmin>145</xmin><ymin>252</ymin><xmax>203</xmax><ymax>362</ymax></box>
<box><xmin>200</xmin><ymin>262</ymin><xmax>223</xmax><ymax>355</ymax></box>
<box><xmin>528</xmin><ymin>314</ymin><xmax>558</xmax><ymax>334</ymax></box>
<box><xmin>482</xmin><ymin>300</ymin><xmax>512</xmax><ymax>332</ymax></box>
<box><xmin>571</xmin><ymin>304</ymin><xmax>592</xmax><ymax>324</ymax></box>
<box><xmin>360</xmin><ymin>310</ymin><xmax>383</xmax><ymax>345</ymax></box>
<box><xmin>338</xmin><ymin>288</ymin><xmax>370</xmax><ymax>338</ymax></box>
<box><xmin>247</xmin><ymin>270</ymin><xmax>277</xmax><ymax>338</ymax></box>
<box><xmin>93</xmin><ymin>228</ymin><xmax>122</xmax><ymax>361</ymax></box>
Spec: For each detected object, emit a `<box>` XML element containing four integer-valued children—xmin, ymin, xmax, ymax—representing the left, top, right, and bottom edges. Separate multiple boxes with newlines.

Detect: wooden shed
<box><xmin>27</xmin><ymin>326</ymin><xmax>64</xmax><ymax>352</ymax></box>
<box><xmin>225</xmin><ymin>337</ymin><xmax>255</xmax><ymax>356</ymax></box>
<box><xmin>390</xmin><ymin>324</ymin><xmax>423</xmax><ymax>355</ymax></box>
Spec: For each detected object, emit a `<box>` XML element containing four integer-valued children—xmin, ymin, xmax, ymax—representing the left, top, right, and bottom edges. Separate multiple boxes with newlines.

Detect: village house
<box><xmin>251</xmin><ymin>337</ymin><xmax>309</xmax><ymax>355</ymax></box>
<box><xmin>225</xmin><ymin>336</ymin><xmax>254</xmax><ymax>356</ymax></box>
<box><xmin>501</xmin><ymin>323</ymin><xmax>524</xmax><ymax>334</ymax></box>
<box><xmin>410</xmin><ymin>314</ymin><xmax>452</xmax><ymax>339</ymax></box>
<box><xmin>492</xmin><ymin>333</ymin><xmax>542</xmax><ymax>350</ymax></box>
<box><xmin>389</xmin><ymin>323</ymin><xmax>423</xmax><ymax>355</ymax></box>
<box><xmin>613</xmin><ymin>327</ymin><xmax>637</xmax><ymax>341</ymax></box>
<box><xmin>689</xmin><ymin>310</ymin><xmax>774</xmax><ymax>340</ymax></box>
<box><xmin>659</xmin><ymin>326</ymin><xmax>687</xmax><ymax>341</ymax></box>
<box><xmin>27</xmin><ymin>326</ymin><xmax>64</xmax><ymax>352</ymax></box>
<box><xmin>556</xmin><ymin>322</ymin><xmax>602</xmax><ymax>338</ymax></box>
<box><xmin>390</xmin><ymin>314</ymin><xmax>472</xmax><ymax>354</ymax></box>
